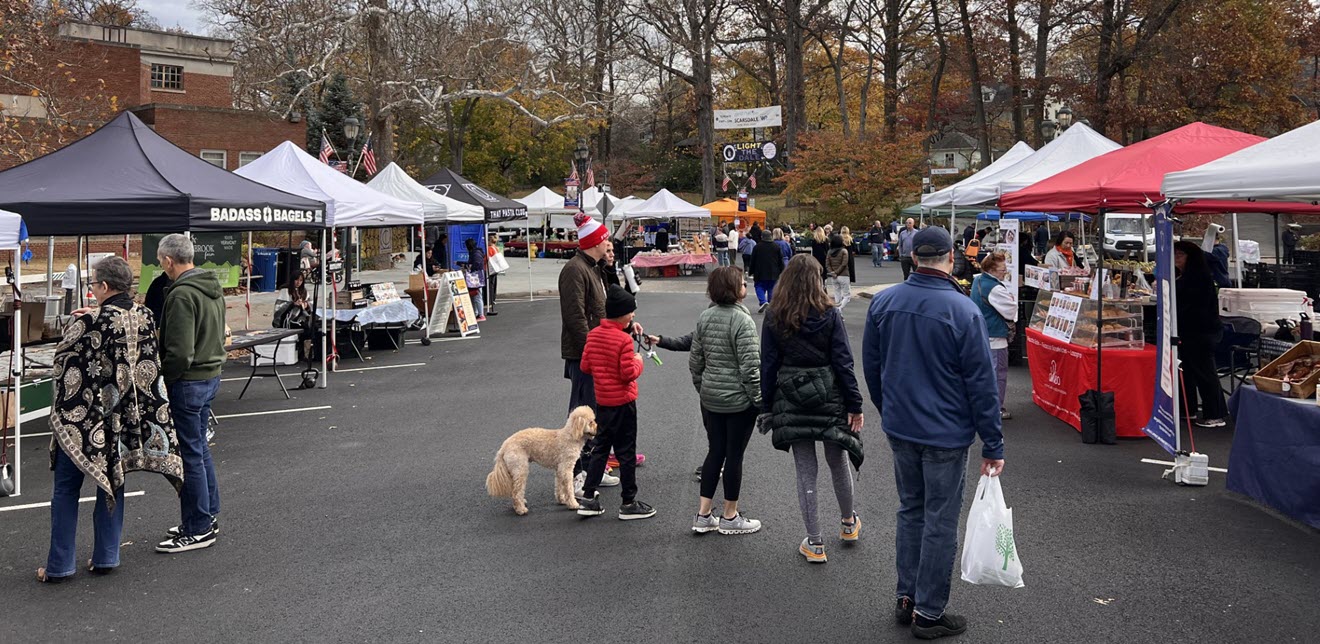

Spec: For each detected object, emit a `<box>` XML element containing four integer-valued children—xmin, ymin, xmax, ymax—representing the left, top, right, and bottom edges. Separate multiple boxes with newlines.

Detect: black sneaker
<box><xmin>155</xmin><ymin>529</ymin><xmax>216</xmax><ymax>554</ymax></box>
<box><xmin>912</xmin><ymin>612</ymin><xmax>968</xmax><ymax>639</ymax></box>
<box><xmin>618</xmin><ymin>499</ymin><xmax>656</xmax><ymax>520</ymax></box>
<box><xmin>895</xmin><ymin>597</ymin><xmax>914</xmax><ymax>626</ymax></box>
<box><xmin>166</xmin><ymin>517</ymin><xmax>219</xmax><ymax>538</ymax></box>
<box><xmin>576</xmin><ymin>493</ymin><xmax>604</xmax><ymax>517</ymax></box>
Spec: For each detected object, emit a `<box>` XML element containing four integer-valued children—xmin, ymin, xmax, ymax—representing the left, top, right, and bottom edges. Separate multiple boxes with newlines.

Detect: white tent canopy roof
<box><xmin>920</xmin><ymin>141</ymin><xmax>1034</xmax><ymax>209</ymax></box>
<box><xmin>516</xmin><ymin>186</ymin><xmax>576</xmax><ymax>215</ymax></box>
<box><xmin>624</xmin><ymin>189</ymin><xmax>711</xmax><ymax>219</ymax></box>
<box><xmin>581</xmin><ymin>186</ymin><xmax>622</xmax><ymax>216</ymax></box>
<box><xmin>605</xmin><ymin>196</ymin><xmax>645</xmax><ymax>223</ymax></box>
<box><xmin>237</xmin><ymin>142</ymin><xmax>426</xmax><ymax>228</ymax></box>
<box><xmin>0</xmin><ymin>209</ymin><xmax>24</xmax><ymax>249</ymax></box>
<box><xmin>993</xmin><ymin>122</ymin><xmax>1123</xmax><ymax>196</ymax></box>
<box><xmin>1162</xmin><ymin>118</ymin><xmax>1320</xmax><ymax>203</ymax></box>
<box><xmin>366</xmin><ymin>162</ymin><xmax>482</xmax><ymax>223</ymax></box>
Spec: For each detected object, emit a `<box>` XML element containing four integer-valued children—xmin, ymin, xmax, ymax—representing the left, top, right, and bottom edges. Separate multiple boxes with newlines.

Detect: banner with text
<box><xmin>714</xmin><ymin>106</ymin><xmax>783</xmax><ymax>130</ymax></box>
<box><xmin>996</xmin><ymin>218</ymin><xmax>1020</xmax><ymax>301</ymax></box>
<box><xmin>142</xmin><ymin>232</ymin><xmax>242</xmax><ymax>289</ymax></box>
<box><xmin>1141</xmin><ymin>202</ymin><xmax>1178</xmax><ymax>456</ymax></box>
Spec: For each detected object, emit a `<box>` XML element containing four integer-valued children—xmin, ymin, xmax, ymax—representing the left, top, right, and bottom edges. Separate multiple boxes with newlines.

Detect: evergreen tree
<box><xmin>306</xmin><ymin>73</ymin><xmax>364</xmax><ymax>161</ymax></box>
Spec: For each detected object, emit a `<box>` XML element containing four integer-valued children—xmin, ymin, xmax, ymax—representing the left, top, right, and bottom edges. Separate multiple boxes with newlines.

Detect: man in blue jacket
<box><xmin>862</xmin><ymin>226</ymin><xmax>1005</xmax><ymax>640</ymax></box>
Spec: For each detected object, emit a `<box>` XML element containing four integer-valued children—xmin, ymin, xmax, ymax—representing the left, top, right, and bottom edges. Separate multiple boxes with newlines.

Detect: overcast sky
<box><xmin>140</xmin><ymin>0</ymin><xmax>207</xmax><ymax>34</ymax></box>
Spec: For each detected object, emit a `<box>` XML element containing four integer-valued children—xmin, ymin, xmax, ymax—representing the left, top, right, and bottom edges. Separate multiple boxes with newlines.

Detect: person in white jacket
<box><xmin>970</xmin><ymin>253</ymin><xmax>1018</xmax><ymax>420</ymax></box>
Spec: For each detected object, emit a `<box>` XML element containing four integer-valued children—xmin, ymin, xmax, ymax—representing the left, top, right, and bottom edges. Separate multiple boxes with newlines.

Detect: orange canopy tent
<box><xmin>703</xmin><ymin>198</ymin><xmax>766</xmax><ymax>229</ymax></box>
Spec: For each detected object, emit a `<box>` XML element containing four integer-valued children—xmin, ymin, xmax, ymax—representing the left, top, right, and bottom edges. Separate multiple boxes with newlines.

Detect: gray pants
<box><xmin>791</xmin><ymin>441</ymin><xmax>855</xmax><ymax>540</ymax></box>
<box><xmin>992</xmin><ymin>347</ymin><xmax>1009</xmax><ymax>411</ymax></box>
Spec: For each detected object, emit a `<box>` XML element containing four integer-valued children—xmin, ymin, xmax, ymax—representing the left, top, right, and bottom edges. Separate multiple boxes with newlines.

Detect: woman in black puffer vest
<box><xmin>760</xmin><ymin>254</ymin><xmax>865</xmax><ymax>563</ymax></box>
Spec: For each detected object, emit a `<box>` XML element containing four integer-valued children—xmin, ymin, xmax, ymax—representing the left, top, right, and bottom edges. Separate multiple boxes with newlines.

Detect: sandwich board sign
<box><xmin>427</xmin><ymin>271</ymin><xmax>480</xmax><ymax>338</ymax></box>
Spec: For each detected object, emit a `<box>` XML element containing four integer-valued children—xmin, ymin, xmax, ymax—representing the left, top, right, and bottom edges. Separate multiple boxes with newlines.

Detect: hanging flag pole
<box><xmin>351</xmin><ymin>132</ymin><xmax>371</xmax><ymax>178</ymax></box>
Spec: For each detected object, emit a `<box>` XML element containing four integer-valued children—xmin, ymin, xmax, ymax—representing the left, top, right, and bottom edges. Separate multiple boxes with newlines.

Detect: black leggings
<box><xmin>700</xmin><ymin>406</ymin><xmax>757</xmax><ymax>501</ymax></box>
<box><xmin>1179</xmin><ymin>333</ymin><xmax>1227</xmax><ymax>420</ymax></box>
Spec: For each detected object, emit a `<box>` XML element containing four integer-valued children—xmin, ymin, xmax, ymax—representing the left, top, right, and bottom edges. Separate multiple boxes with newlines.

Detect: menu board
<box><xmin>1024</xmin><ymin>265</ymin><xmax>1051</xmax><ymax>290</ymax></box>
<box><xmin>427</xmin><ymin>271</ymin><xmax>480</xmax><ymax>338</ymax></box>
<box><xmin>1042</xmin><ymin>292</ymin><xmax>1083</xmax><ymax>343</ymax></box>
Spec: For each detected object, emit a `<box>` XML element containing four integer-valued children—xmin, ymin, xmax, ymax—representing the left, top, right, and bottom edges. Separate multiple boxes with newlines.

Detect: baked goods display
<box><xmin>1261</xmin><ymin>355</ymin><xmax>1317</xmax><ymax>381</ymax></box>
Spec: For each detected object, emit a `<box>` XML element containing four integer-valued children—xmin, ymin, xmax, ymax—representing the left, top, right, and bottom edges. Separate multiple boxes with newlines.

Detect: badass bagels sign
<box><xmin>208</xmin><ymin>206</ymin><xmax>323</xmax><ymax>225</ymax></box>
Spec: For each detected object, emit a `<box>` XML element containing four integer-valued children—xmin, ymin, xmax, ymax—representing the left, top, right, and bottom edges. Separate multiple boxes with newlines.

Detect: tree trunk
<box><xmin>926</xmin><ymin>0</ymin><xmax>948</xmax><ymax>144</ymax></box>
<box><xmin>858</xmin><ymin>46</ymin><xmax>875</xmax><ymax>136</ymax></box>
<box><xmin>592</xmin><ymin>0</ymin><xmax>610</xmax><ymax>161</ymax></box>
<box><xmin>955</xmin><ymin>0</ymin><xmax>991</xmax><ymax>167</ymax></box>
<box><xmin>1006</xmin><ymin>0</ymin><xmax>1024</xmax><ymax>142</ymax></box>
<box><xmin>1032</xmin><ymin>0</ymin><xmax>1053</xmax><ymax>146</ymax></box>
<box><xmin>783</xmin><ymin>0</ymin><xmax>806</xmax><ymax>166</ymax></box>
<box><xmin>364</xmin><ymin>0</ymin><xmax>392</xmax><ymax>165</ymax></box>
<box><xmin>882</xmin><ymin>0</ymin><xmax>901</xmax><ymax>141</ymax></box>
<box><xmin>445</xmin><ymin>97</ymin><xmax>479</xmax><ymax>173</ymax></box>
<box><xmin>694</xmin><ymin>51</ymin><xmax>718</xmax><ymax>202</ymax></box>
<box><xmin>1094</xmin><ymin>0</ymin><xmax>1118</xmax><ymax>135</ymax></box>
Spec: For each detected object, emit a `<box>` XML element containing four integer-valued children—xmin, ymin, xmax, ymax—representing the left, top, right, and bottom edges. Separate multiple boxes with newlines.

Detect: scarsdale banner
<box><xmin>1142</xmin><ymin>202</ymin><xmax>1178</xmax><ymax>456</ymax></box>
<box><xmin>142</xmin><ymin>232</ymin><xmax>242</xmax><ymax>289</ymax></box>
<box><xmin>714</xmin><ymin>106</ymin><xmax>783</xmax><ymax>130</ymax></box>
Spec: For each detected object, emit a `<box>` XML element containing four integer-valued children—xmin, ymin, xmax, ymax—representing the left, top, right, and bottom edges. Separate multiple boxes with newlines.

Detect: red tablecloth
<box><xmin>630</xmin><ymin>253</ymin><xmax>714</xmax><ymax>267</ymax></box>
<box><xmin>1025</xmin><ymin>329</ymin><xmax>1156</xmax><ymax>438</ymax></box>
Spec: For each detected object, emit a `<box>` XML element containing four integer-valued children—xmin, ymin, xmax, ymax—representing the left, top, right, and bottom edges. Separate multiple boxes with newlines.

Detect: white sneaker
<box><xmin>599</xmin><ymin>471</ymin><xmax>620</xmax><ymax>487</ymax></box>
<box><xmin>573</xmin><ymin>471</ymin><xmax>586</xmax><ymax>497</ymax></box>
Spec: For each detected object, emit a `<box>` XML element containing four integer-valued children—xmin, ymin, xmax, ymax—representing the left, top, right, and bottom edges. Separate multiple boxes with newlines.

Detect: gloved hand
<box><xmin>756</xmin><ymin>413</ymin><xmax>774</xmax><ymax>435</ymax></box>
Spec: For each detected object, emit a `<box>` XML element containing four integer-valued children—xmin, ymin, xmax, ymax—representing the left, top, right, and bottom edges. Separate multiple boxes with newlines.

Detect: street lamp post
<box><xmin>341</xmin><ymin>116</ymin><xmax>361</xmax><ymax>281</ymax></box>
<box><xmin>573</xmin><ymin>138</ymin><xmax>590</xmax><ymax>192</ymax></box>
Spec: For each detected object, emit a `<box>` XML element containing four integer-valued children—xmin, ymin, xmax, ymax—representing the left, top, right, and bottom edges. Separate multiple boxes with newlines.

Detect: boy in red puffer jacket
<box><xmin>576</xmin><ymin>284</ymin><xmax>656</xmax><ymax>520</ymax></box>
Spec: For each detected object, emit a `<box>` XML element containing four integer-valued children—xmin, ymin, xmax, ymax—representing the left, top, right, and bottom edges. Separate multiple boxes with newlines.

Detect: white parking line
<box><xmin>334</xmin><ymin>362</ymin><xmax>426</xmax><ymax>373</ymax></box>
<box><xmin>1140</xmin><ymin>458</ymin><xmax>1229</xmax><ymax>474</ymax></box>
<box><xmin>215</xmin><ymin>405</ymin><xmax>331</xmax><ymax>420</ymax></box>
<box><xmin>0</xmin><ymin>490</ymin><xmax>146</xmax><ymax>512</ymax></box>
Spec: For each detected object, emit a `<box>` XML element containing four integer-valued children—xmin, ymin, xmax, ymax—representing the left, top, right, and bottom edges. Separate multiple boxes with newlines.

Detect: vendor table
<box><xmin>1227</xmin><ymin>385</ymin><xmax>1320</xmax><ymax>529</ymax></box>
<box><xmin>225</xmin><ymin>328</ymin><xmax>304</xmax><ymax>400</ymax></box>
<box><xmin>1025</xmin><ymin>329</ymin><xmax>1156</xmax><ymax>438</ymax></box>
<box><xmin>316</xmin><ymin>299</ymin><xmax>421</xmax><ymax>361</ymax></box>
<box><xmin>629</xmin><ymin>252</ymin><xmax>714</xmax><ymax>268</ymax></box>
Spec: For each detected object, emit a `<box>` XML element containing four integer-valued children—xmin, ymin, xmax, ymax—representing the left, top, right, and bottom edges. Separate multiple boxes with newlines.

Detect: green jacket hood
<box><xmin>172</xmin><ymin>269</ymin><xmax>224</xmax><ymax>299</ymax></box>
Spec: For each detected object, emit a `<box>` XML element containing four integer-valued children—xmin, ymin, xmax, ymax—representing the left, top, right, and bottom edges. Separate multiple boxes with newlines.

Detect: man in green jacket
<box><xmin>154</xmin><ymin>234</ymin><xmax>227</xmax><ymax>554</ymax></box>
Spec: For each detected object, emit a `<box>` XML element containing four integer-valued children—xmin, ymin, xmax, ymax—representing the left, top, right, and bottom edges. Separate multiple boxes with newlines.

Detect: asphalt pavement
<box><xmin>2</xmin><ymin>258</ymin><xmax>1318</xmax><ymax>644</ymax></box>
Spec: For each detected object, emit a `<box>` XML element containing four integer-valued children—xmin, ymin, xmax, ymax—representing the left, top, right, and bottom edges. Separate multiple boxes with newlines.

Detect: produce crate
<box><xmin>1253</xmin><ymin>340</ymin><xmax>1320</xmax><ymax>398</ymax></box>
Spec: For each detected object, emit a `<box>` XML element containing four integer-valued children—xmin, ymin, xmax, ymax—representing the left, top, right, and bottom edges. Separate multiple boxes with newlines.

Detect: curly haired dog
<box><xmin>486</xmin><ymin>406</ymin><xmax>597</xmax><ymax>515</ymax></box>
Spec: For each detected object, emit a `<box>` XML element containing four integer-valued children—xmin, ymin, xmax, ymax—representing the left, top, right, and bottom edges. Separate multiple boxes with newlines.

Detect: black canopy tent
<box><xmin>0</xmin><ymin>111</ymin><xmax>325</xmax><ymax>235</ymax></box>
<box><xmin>420</xmin><ymin>168</ymin><xmax>527</xmax><ymax>223</ymax></box>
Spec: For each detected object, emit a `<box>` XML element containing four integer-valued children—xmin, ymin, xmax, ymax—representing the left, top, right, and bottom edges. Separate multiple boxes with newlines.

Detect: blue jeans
<box><xmin>171</xmin><ymin>377</ymin><xmax>221</xmax><ymax>536</ymax></box>
<box><xmin>754</xmin><ymin>279</ymin><xmax>775</xmax><ymax>305</ymax></box>
<box><xmin>716</xmin><ymin>249</ymin><xmax>730</xmax><ymax>267</ymax></box>
<box><xmin>889</xmin><ymin>436</ymin><xmax>969</xmax><ymax>620</ymax></box>
<box><xmin>46</xmin><ymin>448</ymin><xmax>124</xmax><ymax>578</ymax></box>
<box><xmin>872</xmin><ymin>245</ymin><xmax>884</xmax><ymax>266</ymax></box>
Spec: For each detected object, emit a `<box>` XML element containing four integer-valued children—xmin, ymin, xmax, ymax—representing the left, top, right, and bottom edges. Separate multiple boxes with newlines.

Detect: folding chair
<box><xmin>1216</xmin><ymin>315</ymin><xmax>1262</xmax><ymax>395</ymax></box>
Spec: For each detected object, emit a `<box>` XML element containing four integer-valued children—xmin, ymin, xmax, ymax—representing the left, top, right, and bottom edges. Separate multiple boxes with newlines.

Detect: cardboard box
<box><xmin>1253</xmin><ymin>340</ymin><xmax>1320</xmax><ymax>398</ymax></box>
<box><xmin>21</xmin><ymin>309</ymin><xmax>44</xmax><ymax>345</ymax></box>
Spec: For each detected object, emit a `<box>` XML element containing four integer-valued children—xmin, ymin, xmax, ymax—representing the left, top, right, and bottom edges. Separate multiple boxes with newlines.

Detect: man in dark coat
<box><xmin>751</xmin><ymin>230</ymin><xmax>784</xmax><ymax>313</ymax></box>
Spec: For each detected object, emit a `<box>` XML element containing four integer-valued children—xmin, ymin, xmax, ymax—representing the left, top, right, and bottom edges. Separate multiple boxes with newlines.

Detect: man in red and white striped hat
<box><xmin>560</xmin><ymin>212</ymin><xmax>623</xmax><ymax>490</ymax></box>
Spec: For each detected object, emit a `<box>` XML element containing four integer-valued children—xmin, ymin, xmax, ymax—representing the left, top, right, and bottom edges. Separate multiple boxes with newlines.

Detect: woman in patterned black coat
<box><xmin>37</xmin><ymin>257</ymin><xmax>183</xmax><ymax>583</ymax></box>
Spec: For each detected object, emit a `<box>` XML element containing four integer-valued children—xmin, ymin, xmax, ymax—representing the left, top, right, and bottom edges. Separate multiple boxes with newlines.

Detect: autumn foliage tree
<box><xmin>780</xmin><ymin>131</ymin><xmax>926</xmax><ymax>227</ymax></box>
<box><xmin>0</xmin><ymin>0</ymin><xmax>119</xmax><ymax>168</ymax></box>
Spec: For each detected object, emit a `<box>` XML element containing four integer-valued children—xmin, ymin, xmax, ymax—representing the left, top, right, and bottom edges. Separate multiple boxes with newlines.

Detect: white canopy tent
<box><xmin>582</xmin><ymin>186</ymin><xmax>622</xmax><ymax>217</ymax></box>
<box><xmin>0</xmin><ymin>209</ymin><xmax>30</xmax><ymax>496</ymax></box>
<box><xmin>605</xmin><ymin>196</ymin><xmax>645</xmax><ymax>224</ymax></box>
<box><xmin>238</xmin><ymin>142</ymin><xmax>426</xmax><ymax>228</ymax></box>
<box><xmin>238</xmin><ymin>142</ymin><xmax>425</xmax><ymax>389</ymax></box>
<box><xmin>993</xmin><ymin>123</ymin><xmax>1123</xmax><ymax>196</ymax></box>
<box><xmin>1162</xmin><ymin>118</ymin><xmax>1320</xmax><ymax>203</ymax></box>
<box><xmin>508</xmin><ymin>186</ymin><xmax>579</xmax><ymax>229</ymax></box>
<box><xmin>367</xmin><ymin>162</ymin><xmax>482</xmax><ymax>222</ymax></box>
<box><xmin>625</xmin><ymin>189</ymin><xmax>711</xmax><ymax>219</ymax></box>
<box><xmin>921</xmin><ymin>141</ymin><xmax>1035</xmax><ymax>209</ymax></box>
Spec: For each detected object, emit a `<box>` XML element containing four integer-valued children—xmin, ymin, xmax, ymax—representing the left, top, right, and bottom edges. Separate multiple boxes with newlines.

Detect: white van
<box><xmin>1103</xmin><ymin>213</ymin><xmax>1155</xmax><ymax>258</ymax></box>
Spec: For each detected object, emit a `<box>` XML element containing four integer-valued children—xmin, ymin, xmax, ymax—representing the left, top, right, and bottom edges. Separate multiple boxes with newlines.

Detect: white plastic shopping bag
<box><xmin>960</xmin><ymin>474</ymin><xmax>1025</xmax><ymax>588</ymax></box>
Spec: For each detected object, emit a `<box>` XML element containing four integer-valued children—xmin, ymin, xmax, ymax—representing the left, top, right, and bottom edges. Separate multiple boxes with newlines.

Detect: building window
<box><xmin>200</xmin><ymin>150</ymin><xmax>227</xmax><ymax>168</ymax></box>
<box><xmin>150</xmin><ymin>64</ymin><xmax>184</xmax><ymax>90</ymax></box>
<box><xmin>239</xmin><ymin>152</ymin><xmax>262</xmax><ymax>167</ymax></box>
<box><xmin>943</xmin><ymin>153</ymin><xmax>955</xmax><ymax>167</ymax></box>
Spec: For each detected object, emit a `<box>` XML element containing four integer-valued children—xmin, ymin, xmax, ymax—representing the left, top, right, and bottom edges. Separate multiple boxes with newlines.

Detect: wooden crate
<box><xmin>1253</xmin><ymin>340</ymin><xmax>1320</xmax><ymax>398</ymax></box>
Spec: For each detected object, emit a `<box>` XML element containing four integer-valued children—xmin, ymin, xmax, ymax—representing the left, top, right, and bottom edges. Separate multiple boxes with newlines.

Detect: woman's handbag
<box><xmin>488</xmin><ymin>251</ymin><xmax>510</xmax><ymax>275</ymax></box>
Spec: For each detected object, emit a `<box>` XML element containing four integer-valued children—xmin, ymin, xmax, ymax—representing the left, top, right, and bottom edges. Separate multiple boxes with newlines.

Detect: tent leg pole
<box><xmin>1231</xmin><ymin>213</ymin><xmax>1242</xmax><ymax>286</ymax></box>
<box><xmin>419</xmin><ymin>225</ymin><xmax>430</xmax><ymax>332</ymax></box>
<box><xmin>527</xmin><ymin>218</ymin><xmax>533</xmax><ymax>302</ymax></box>
<box><xmin>1273</xmin><ymin>213</ymin><xmax>1281</xmax><ymax>286</ymax></box>
<box><xmin>245</xmin><ymin>231</ymin><xmax>253</xmax><ymax>330</ymax></box>
<box><xmin>319</xmin><ymin>230</ymin><xmax>328</xmax><ymax>389</ymax></box>
<box><xmin>12</xmin><ymin>248</ymin><xmax>22</xmax><ymax>497</ymax></box>
<box><xmin>45</xmin><ymin>237</ymin><xmax>53</xmax><ymax>299</ymax></box>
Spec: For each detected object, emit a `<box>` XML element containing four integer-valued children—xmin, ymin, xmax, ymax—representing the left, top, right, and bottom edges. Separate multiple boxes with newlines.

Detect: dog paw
<box><xmin>514</xmin><ymin>506</ymin><xmax>528</xmax><ymax>515</ymax></box>
<box><xmin>566</xmin><ymin>500</ymin><xmax>579</xmax><ymax>510</ymax></box>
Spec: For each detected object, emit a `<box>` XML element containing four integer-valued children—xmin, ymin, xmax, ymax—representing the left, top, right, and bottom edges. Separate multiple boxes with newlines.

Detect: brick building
<box><xmin>1</xmin><ymin>21</ymin><xmax>303</xmax><ymax>171</ymax></box>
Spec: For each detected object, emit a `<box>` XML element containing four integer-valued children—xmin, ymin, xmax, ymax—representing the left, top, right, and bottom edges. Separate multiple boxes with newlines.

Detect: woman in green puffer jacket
<box><xmin>760</xmin><ymin>254</ymin><xmax>865</xmax><ymax>563</ymax></box>
<box><xmin>688</xmin><ymin>266</ymin><xmax>763</xmax><ymax>536</ymax></box>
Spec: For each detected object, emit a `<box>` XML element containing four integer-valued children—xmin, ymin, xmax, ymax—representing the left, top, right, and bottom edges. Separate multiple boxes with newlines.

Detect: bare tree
<box><xmin>954</xmin><ymin>0</ymin><xmax>990</xmax><ymax>167</ymax></box>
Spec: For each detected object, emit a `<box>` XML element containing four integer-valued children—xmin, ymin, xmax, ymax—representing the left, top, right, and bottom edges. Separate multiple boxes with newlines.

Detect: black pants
<box><xmin>583</xmin><ymin>402</ymin><xmax>638</xmax><ymax>502</ymax></box>
<box><xmin>485</xmin><ymin>273</ymin><xmax>498</xmax><ymax>310</ymax></box>
<box><xmin>900</xmin><ymin>257</ymin><xmax>914</xmax><ymax>280</ymax></box>
<box><xmin>700</xmin><ymin>406</ymin><xmax>757</xmax><ymax>501</ymax></box>
<box><xmin>1179</xmin><ymin>333</ymin><xmax>1227</xmax><ymax>420</ymax></box>
<box><xmin>743</xmin><ymin>253</ymin><xmax>754</xmax><ymax>277</ymax></box>
<box><xmin>565</xmin><ymin>360</ymin><xmax>597</xmax><ymax>474</ymax></box>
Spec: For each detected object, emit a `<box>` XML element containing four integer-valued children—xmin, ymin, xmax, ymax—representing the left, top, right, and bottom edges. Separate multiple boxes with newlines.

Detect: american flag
<box><xmin>749</xmin><ymin>174</ymin><xmax>757</xmax><ymax>189</ymax></box>
<box><xmin>318</xmin><ymin>132</ymin><xmax>335</xmax><ymax>164</ymax></box>
<box><xmin>361</xmin><ymin>135</ymin><xmax>378</xmax><ymax>176</ymax></box>
<box><xmin>721</xmin><ymin>173</ymin><xmax>731</xmax><ymax>191</ymax></box>
<box><xmin>569</xmin><ymin>162</ymin><xmax>579</xmax><ymax>182</ymax></box>
<box><xmin>586</xmin><ymin>164</ymin><xmax>595</xmax><ymax>188</ymax></box>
